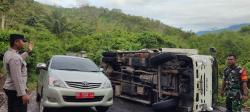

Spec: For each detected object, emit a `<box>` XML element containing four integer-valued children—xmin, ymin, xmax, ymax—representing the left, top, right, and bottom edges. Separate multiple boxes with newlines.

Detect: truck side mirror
<box><xmin>209</xmin><ymin>47</ymin><xmax>216</xmax><ymax>56</ymax></box>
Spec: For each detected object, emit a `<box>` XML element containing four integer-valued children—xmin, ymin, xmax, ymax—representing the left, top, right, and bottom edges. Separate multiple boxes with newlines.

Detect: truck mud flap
<box><xmin>152</xmin><ymin>98</ymin><xmax>178</xmax><ymax>111</ymax></box>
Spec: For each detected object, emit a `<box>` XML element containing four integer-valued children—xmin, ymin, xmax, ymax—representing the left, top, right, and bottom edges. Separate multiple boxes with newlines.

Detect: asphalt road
<box><xmin>0</xmin><ymin>91</ymin><xmax>154</xmax><ymax>112</ymax></box>
<box><xmin>1</xmin><ymin>91</ymin><xmax>247</xmax><ymax>112</ymax></box>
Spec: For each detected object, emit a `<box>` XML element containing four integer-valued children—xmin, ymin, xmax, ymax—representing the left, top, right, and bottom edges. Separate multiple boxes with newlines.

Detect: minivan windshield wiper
<box><xmin>57</xmin><ymin>68</ymin><xmax>82</xmax><ymax>71</ymax></box>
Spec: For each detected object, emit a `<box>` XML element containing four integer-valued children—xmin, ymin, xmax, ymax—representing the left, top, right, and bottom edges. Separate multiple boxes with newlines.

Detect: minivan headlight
<box><xmin>102</xmin><ymin>80</ymin><xmax>112</xmax><ymax>89</ymax></box>
<box><xmin>49</xmin><ymin>76</ymin><xmax>66</xmax><ymax>88</ymax></box>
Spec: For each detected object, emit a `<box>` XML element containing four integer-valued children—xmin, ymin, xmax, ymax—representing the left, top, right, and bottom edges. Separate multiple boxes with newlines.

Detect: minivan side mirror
<box><xmin>100</xmin><ymin>68</ymin><xmax>104</xmax><ymax>72</ymax></box>
<box><xmin>36</xmin><ymin>63</ymin><xmax>47</xmax><ymax>70</ymax></box>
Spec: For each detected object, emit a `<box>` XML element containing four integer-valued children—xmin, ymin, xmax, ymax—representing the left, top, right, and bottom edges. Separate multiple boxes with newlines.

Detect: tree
<box><xmin>0</xmin><ymin>0</ymin><xmax>15</xmax><ymax>29</ymax></box>
<box><xmin>25</xmin><ymin>16</ymin><xmax>37</xmax><ymax>26</ymax></box>
<box><xmin>137</xmin><ymin>32</ymin><xmax>176</xmax><ymax>48</ymax></box>
<box><xmin>45</xmin><ymin>10</ymin><xmax>69</xmax><ymax>37</ymax></box>
<box><xmin>240</xmin><ymin>25</ymin><xmax>250</xmax><ymax>34</ymax></box>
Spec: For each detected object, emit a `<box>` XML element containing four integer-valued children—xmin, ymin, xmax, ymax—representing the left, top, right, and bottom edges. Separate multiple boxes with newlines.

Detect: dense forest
<box><xmin>1</xmin><ymin>0</ymin><xmax>250</xmax><ymax>106</ymax></box>
<box><xmin>0</xmin><ymin>0</ymin><xmax>192</xmax><ymax>73</ymax></box>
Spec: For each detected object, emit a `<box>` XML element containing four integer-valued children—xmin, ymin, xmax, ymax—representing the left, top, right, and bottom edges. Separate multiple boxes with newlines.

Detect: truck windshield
<box><xmin>50</xmin><ymin>56</ymin><xmax>100</xmax><ymax>72</ymax></box>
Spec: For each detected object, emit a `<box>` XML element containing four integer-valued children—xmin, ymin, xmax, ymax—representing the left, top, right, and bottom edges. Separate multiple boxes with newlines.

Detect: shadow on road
<box><xmin>47</xmin><ymin>107</ymin><xmax>96</xmax><ymax>112</ymax></box>
<box><xmin>3</xmin><ymin>91</ymin><xmax>243</xmax><ymax>112</ymax></box>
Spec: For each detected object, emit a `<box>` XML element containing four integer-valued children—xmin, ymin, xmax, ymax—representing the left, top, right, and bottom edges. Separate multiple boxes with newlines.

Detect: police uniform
<box><xmin>3</xmin><ymin>34</ymin><xmax>29</xmax><ymax>112</ymax></box>
<box><xmin>223</xmin><ymin>65</ymin><xmax>248</xmax><ymax>112</ymax></box>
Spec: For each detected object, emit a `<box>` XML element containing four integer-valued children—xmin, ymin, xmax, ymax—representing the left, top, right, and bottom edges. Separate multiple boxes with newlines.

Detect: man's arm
<box><xmin>20</xmin><ymin>52</ymin><xmax>29</xmax><ymax>60</ymax></box>
<box><xmin>220</xmin><ymin>69</ymin><xmax>227</xmax><ymax>96</ymax></box>
<box><xmin>9</xmin><ymin>58</ymin><xmax>26</xmax><ymax>96</ymax></box>
<box><xmin>21</xmin><ymin>41</ymin><xmax>33</xmax><ymax>60</ymax></box>
<box><xmin>242</xmin><ymin>82</ymin><xmax>248</xmax><ymax>96</ymax></box>
<box><xmin>220</xmin><ymin>80</ymin><xmax>226</xmax><ymax>96</ymax></box>
<box><xmin>241</xmin><ymin>67</ymin><xmax>248</xmax><ymax>100</ymax></box>
<box><xmin>9</xmin><ymin>58</ymin><xmax>30</xmax><ymax>104</ymax></box>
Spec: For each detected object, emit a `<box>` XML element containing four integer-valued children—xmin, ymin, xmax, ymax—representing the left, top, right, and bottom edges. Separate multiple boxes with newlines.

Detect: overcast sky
<box><xmin>34</xmin><ymin>0</ymin><xmax>250</xmax><ymax>32</ymax></box>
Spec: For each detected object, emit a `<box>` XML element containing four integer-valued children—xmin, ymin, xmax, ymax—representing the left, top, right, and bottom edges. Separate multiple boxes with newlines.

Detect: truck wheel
<box><xmin>150</xmin><ymin>53</ymin><xmax>176</xmax><ymax>66</ymax></box>
<box><xmin>96</xmin><ymin>106</ymin><xmax>110</xmax><ymax>112</ymax></box>
<box><xmin>150</xmin><ymin>91</ymin><xmax>158</xmax><ymax>104</ymax></box>
<box><xmin>152</xmin><ymin>98</ymin><xmax>178</xmax><ymax>112</ymax></box>
<box><xmin>102</xmin><ymin>52</ymin><xmax>117</xmax><ymax>57</ymax></box>
<box><xmin>102</xmin><ymin>57</ymin><xmax>117</xmax><ymax>63</ymax></box>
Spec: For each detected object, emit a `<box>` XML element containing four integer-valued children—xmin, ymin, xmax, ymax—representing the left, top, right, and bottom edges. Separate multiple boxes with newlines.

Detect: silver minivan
<box><xmin>36</xmin><ymin>55</ymin><xmax>113</xmax><ymax>112</ymax></box>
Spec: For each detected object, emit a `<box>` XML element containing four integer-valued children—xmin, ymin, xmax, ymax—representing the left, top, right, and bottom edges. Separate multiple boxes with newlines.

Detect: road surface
<box><xmin>0</xmin><ymin>91</ymin><xmax>154</xmax><ymax>112</ymax></box>
<box><xmin>1</xmin><ymin>91</ymin><xmax>247</xmax><ymax>112</ymax></box>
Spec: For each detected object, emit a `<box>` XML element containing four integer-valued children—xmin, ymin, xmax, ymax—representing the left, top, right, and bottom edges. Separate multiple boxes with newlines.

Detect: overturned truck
<box><xmin>101</xmin><ymin>48</ymin><xmax>218</xmax><ymax>112</ymax></box>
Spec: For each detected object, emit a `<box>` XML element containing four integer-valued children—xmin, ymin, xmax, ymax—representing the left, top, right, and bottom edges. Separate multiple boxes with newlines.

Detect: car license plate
<box><xmin>75</xmin><ymin>92</ymin><xmax>95</xmax><ymax>99</ymax></box>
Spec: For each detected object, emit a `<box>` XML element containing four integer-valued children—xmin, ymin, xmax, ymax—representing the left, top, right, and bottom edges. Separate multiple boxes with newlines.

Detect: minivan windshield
<box><xmin>50</xmin><ymin>56</ymin><xmax>100</xmax><ymax>72</ymax></box>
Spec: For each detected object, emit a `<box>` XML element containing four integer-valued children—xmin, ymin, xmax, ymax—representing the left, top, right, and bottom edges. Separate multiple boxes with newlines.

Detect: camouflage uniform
<box><xmin>223</xmin><ymin>65</ymin><xmax>243</xmax><ymax>112</ymax></box>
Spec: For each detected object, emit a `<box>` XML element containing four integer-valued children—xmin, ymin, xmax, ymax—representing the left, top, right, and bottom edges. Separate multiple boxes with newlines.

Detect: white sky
<box><xmin>34</xmin><ymin>0</ymin><xmax>250</xmax><ymax>32</ymax></box>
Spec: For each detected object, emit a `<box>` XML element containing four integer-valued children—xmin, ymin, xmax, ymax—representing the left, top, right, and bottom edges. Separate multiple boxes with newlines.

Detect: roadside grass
<box><xmin>27</xmin><ymin>73</ymin><xmax>38</xmax><ymax>91</ymax></box>
<box><xmin>218</xmin><ymin>79</ymin><xmax>250</xmax><ymax>108</ymax></box>
<box><xmin>0</xmin><ymin>71</ymin><xmax>37</xmax><ymax>93</ymax></box>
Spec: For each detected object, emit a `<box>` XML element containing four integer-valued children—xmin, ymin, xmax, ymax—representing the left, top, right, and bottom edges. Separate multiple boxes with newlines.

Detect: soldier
<box><xmin>3</xmin><ymin>34</ymin><xmax>33</xmax><ymax>112</ymax></box>
<box><xmin>220</xmin><ymin>54</ymin><xmax>248</xmax><ymax>112</ymax></box>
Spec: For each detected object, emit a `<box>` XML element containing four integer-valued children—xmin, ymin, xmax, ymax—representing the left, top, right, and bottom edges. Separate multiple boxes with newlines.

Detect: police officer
<box><xmin>3</xmin><ymin>34</ymin><xmax>33</xmax><ymax>112</ymax></box>
<box><xmin>220</xmin><ymin>54</ymin><xmax>248</xmax><ymax>112</ymax></box>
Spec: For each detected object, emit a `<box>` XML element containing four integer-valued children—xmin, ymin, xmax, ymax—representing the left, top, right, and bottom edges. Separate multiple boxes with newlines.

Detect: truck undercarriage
<box><xmin>101</xmin><ymin>48</ymin><xmax>216</xmax><ymax>112</ymax></box>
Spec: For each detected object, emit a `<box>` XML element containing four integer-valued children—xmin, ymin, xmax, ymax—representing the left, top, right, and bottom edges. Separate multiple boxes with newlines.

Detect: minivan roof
<box><xmin>52</xmin><ymin>55</ymin><xmax>86</xmax><ymax>59</ymax></box>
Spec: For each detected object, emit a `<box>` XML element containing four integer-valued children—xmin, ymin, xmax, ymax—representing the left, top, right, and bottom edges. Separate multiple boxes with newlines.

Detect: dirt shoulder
<box><xmin>0</xmin><ymin>75</ymin><xmax>4</xmax><ymax>92</ymax></box>
<box><xmin>0</xmin><ymin>74</ymin><xmax>5</xmax><ymax>92</ymax></box>
<box><xmin>0</xmin><ymin>74</ymin><xmax>6</xmax><ymax>109</ymax></box>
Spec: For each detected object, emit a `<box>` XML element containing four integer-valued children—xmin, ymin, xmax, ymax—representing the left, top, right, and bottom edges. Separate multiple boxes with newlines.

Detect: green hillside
<box><xmin>0</xmin><ymin>0</ymin><xmax>191</xmax><ymax>89</ymax></box>
<box><xmin>1</xmin><ymin>0</ymin><xmax>250</xmax><ymax>107</ymax></box>
<box><xmin>0</xmin><ymin>0</ymin><xmax>191</xmax><ymax>63</ymax></box>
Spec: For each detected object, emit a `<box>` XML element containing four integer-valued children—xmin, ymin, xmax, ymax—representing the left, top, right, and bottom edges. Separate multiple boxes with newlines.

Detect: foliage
<box><xmin>1</xmin><ymin>0</ymin><xmax>250</xmax><ymax>107</ymax></box>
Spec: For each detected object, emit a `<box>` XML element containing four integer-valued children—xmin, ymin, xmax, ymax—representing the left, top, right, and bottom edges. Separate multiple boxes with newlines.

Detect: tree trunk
<box><xmin>1</xmin><ymin>12</ymin><xmax>5</xmax><ymax>30</ymax></box>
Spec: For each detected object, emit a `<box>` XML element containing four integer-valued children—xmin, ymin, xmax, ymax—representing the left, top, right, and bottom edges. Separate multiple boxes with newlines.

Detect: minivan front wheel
<box><xmin>96</xmin><ymin>106</ymin><xmax>110</xmax><ymax>112</ymax></box>
<box><xmin>36</xmin><ymin>81</ymin><xmax>41</xmax><ymax>102</ymax></box>
<box><xmin>39</xmin><ymin>96</ymin><xmax>50</xmax><ymax>112</ymax></box>
<box><xmin>38</xmin><ymin>88</ymin><xmax>50</xmax><ymax>112</ymax></box>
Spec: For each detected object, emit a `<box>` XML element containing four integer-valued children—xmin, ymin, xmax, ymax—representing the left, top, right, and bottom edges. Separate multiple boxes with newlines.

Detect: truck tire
<box><xmin>150</xmin><ymin>91</ymin><xmax>158</xmax><ymax>104</ymax></box>
<box><xmin>102</xmin><ymin>52</ymin><xmax>117</xmax><ymax>57</ymax></box>
<box><xmin>150</xmin><ymin>53</ymin><xmax>176</xmax><ymax>66</ymax></box>
<box><xmin>152</xmin><ymin>98</ymin><xmax>178</xmax><ymax>112</ymax></box>
<box><xmin>102</xmin><ymin>57</ymin><xmax>117</xmax><ymax>63</ymax></box>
